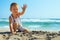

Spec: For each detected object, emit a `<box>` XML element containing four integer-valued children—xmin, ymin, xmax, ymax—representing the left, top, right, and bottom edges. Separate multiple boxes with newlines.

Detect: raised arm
<box><xmin>17</xmin><ymin>4</ymin><xmax>27</xmax><ymax>16</ymax></box>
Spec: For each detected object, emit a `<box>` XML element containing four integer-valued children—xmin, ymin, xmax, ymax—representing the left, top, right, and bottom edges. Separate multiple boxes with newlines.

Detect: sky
<box><xmin>0</xmin><ymin>0</ymin><xmax>60</xmax><ymax>18</ymax></box>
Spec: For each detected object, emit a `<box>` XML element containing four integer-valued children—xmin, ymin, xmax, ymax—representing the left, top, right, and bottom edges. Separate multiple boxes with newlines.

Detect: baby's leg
<box><xmin>13</xmin><ymin>23</ymin><xmax>17</xmax><ymax>32</ymax></box>
<box><xmin>23</xmin><ymin>29</ymin><xmax>29</xmax><ymax>33</ymax></box>
<box><xmin>18</xmin><ymin>26</ymin><xmax>29</xmax><ymax>32</ymax></box>
<box><xmin>13</xmin><ymin>26</ymin><xmax>17</xmax><ymax>32</ymax></box>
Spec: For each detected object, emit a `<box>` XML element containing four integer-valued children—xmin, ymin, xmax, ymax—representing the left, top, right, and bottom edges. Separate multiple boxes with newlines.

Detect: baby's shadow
<box><xmin>0</xmin><ymin>32</ymin><xmax>10</xmax><ymax>34</ymax></box>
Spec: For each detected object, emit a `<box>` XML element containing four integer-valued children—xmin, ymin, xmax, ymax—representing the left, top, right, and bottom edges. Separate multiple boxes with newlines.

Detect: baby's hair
<box><xmin>10</xmin><ymin>2</ymin><xmax>18</xmax><ymax>8</ymax></box>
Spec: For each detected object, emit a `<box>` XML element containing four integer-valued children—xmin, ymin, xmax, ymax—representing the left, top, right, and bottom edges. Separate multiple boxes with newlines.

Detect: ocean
<box><xmin>0</xmin><ymin>18</ymin><xmax>60</xmax><ymax>31</ymax></box>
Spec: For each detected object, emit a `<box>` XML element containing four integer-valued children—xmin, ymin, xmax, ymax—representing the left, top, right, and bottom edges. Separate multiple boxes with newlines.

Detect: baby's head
<box><xmin>10</xmin><ymin>2</ymin><xmax>18</xmax><ymax>14</ymax></box>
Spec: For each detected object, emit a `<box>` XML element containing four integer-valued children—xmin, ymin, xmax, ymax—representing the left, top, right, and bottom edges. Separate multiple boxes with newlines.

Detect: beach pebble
<box><xmin>46</xmin><ymin>34</ymin><xmax>51</xmax><ymax>40</ymax></box>
<box><xmin>3</xmin><ymin>34</ymin><xmax>9</xmax><ymax>38</ymax></box>
<box><xmin>29</xmin><ymin>37</ymin><xmax>37</xmax><ymax>40</ymax></box>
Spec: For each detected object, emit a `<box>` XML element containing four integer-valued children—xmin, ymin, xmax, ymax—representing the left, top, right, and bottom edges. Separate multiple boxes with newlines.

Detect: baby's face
<box><xmin>11</xmin><ymin>5</ymin><xmax>18</xmax><ymax>14</ymax></box>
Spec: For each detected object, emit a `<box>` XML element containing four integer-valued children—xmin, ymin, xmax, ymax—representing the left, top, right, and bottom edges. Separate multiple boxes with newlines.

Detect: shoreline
<box><xmin>0</xmin><ymin>27</ymin><xmax>60</xmax><ymax>32</ymax></box>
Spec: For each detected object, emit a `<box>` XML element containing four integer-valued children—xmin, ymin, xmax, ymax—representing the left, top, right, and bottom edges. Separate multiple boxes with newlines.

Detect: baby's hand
<box><xmin>22</xmin><ymin>4</ymin><xmax>27</xmax><ymax>10</ymax></box>
<box><xmin>12</xmin><ymin>32</ymin><xmax>16</xmax><ymax>35</ymax></box>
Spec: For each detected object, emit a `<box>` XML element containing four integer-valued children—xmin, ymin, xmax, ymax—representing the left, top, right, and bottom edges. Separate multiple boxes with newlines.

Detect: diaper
<box><xmin>18</xmin><ymin>26</ymin><xmax>25</xmax><ymax>32</ymax></box>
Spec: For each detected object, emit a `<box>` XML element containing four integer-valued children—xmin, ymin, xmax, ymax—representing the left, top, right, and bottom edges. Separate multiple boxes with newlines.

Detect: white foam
<box><xmin>0</xmin><ymin>26</ymin><xmax>9</xmax><ymax>28</ymax></box>
<box><xmin>21</xmin><ymin>19</ymin><xmax>60</xmax><ymax>22</ymax></box>
<box><xmin>0</xmin><ymin>18</ymin><xmax>60</xmax><ymax>22</ymax></box>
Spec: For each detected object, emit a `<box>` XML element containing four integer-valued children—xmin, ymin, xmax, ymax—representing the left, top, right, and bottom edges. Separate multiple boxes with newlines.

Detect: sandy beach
<box><xmin>0</xmin><ymin>28</ymin><xmax>60</xmax><ymax>40</ymax></box>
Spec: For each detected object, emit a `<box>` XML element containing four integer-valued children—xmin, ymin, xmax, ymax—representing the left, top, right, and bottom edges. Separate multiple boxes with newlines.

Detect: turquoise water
<box><xmin>0</xmin><ymin>18</ymin><xmax>60</xmax><ymax>31</ymax></box>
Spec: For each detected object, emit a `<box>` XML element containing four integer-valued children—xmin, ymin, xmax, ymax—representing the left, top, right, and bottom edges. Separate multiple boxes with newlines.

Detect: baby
<box><xmin>9</xmin><ymin>2</ymin><xmax>29</xmax><ymax>34</ymax></box>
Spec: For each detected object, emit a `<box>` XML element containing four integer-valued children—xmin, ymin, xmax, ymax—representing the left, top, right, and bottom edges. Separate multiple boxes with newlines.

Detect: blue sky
<box><xmin>0</xmin><ymin>0</ymin><xmax>60</xmax><ymax>18</ymax></box>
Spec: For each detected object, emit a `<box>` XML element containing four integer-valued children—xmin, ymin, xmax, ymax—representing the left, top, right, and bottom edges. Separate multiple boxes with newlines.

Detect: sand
<box><xmin>0</xmin><ymin>28</ymin><xmax>60</xmax><ymax>40</ymax></box>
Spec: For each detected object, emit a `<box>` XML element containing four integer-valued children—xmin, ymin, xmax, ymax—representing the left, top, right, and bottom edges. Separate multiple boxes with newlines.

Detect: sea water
<box><xmin>0</xmin><ymin>18</ymin><xmax>60</xmax><ymax>31</ymax></box>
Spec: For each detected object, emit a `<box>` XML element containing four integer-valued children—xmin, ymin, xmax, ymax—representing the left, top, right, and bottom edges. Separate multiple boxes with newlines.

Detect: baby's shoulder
<box><xmin>9</xmin><ymin>15</ymin><xmax>13</xmax><ymax>20</ymax></box>
<box><xmin>9</xmin><ymin>15</ymin><xmax>13</xmax><ymax>22</ymax></box>
<box><xmin>9</xmin><ymin>14</ymin><xmax>12</xmax><ymax>18</ymax></box>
